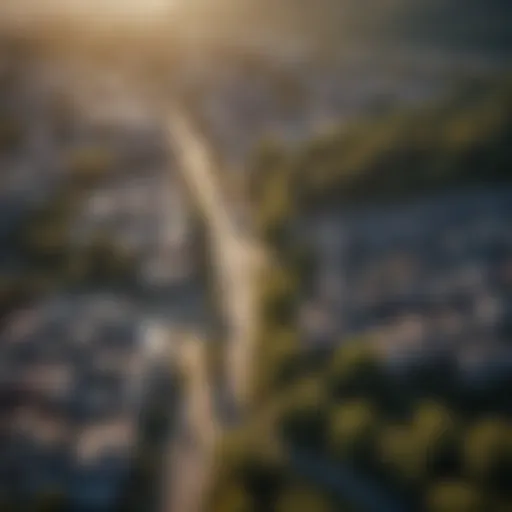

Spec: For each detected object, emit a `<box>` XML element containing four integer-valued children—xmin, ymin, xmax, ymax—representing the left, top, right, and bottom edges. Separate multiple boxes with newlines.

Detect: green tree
<box><xmin>274</xmin><ymin>77</ymin><xmax>512</xmax><ymax>211</ymax></box>
<box><xmin>328</xmin><ymin>400</ymin><xmax>379</xmax><ymax>468</ymax></box>
<box><xmin>253</xmin><ymin>265</ymin><xmax>300</xmax><ymax>403</ymax></box>
<box><xmin>426</xmin><ymin>480</ymin><xmax>485</xmax><ymax>512</ymax></box>
<box><xmin>259</xmin><ymin>266</ymin><xmax>298</xmax><ymax>327</ymax></box>
<box><xmin>379</xmin><ymin>403</ymin><xmax>460</xmax><ymax>489</ymax></box>
<box><xmin>212</xmin><ymin>483</ymin><xmax>255</xmax><ymax>512</ymax></box>
<box><xmin>257</xmin><ymin>327</ymin><xmax>300</xmax><ymax>394</ymax></box>
<box><xmin>410</xmin><ymin>401</ymin><xmax>460</xmax><ymax>480</ymax></box>
<box><xmin>378</xmin><ymin>423</ymin><xmax>418</xmax><ymax>487</ymax></box>
<box><xmin>279</xmin><ymin>377</ymin><xmax>327</xmax><ymax>449</ymax></box>
<box><xmin>275</xmin><ymin>486</ymin><xmax>335</xmax><ymax>512</ymax></box>
<box><xmin>328</xmin><ymin>342</ymin><xmax>387</xmax><ymax>400</ymax></box>
<box><xmin>217</xmin><ymin>429</ymin><xmax>283</xmax><ymax>510</ymax></box>
<box><xmin>464</xmin><ymin>419</ymin><xmax>512</xmax><ymax>492</ymax></box>
<box><xmin>248</xmin><ymin>136</ymin><xmax>288</xmax><ymax>208</ymax></box>
<box><xmin>288</xmin><ymin>244</ymin><xmax>316</xmax><ymax>292</ymax></box>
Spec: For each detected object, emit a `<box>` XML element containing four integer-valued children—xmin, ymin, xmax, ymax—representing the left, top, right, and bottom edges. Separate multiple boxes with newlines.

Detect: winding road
<box><xmin>167</xmin><ymin>106</ymin><xmax>263</xmax><ymax>415</ymax></box>
<box><xmin>162</xmin><ymin>106</ymin><xmax>263</xmax><ymax>512</ymax></box>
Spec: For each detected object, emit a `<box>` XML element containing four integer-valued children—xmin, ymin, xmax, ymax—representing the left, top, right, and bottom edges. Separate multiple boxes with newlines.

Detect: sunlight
<box><xmin>1</xmin><ymin>0</ymin><xmax>178</xmax><ymax>28</ymax></box>
<box><xmin>68</xmin><ymin>0</ymin><xmax>175</xmax><ymax>19</ymax></box>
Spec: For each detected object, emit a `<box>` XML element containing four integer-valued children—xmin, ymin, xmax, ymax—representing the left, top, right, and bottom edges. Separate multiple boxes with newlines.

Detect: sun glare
<box><xmin>1</xmin><ymin>0</ymin><xmax>177</xmax><ymax>28</ymax></box>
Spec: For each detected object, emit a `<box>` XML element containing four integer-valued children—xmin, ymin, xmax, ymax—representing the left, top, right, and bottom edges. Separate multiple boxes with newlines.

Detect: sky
<box><xmin>0</xmin><ymin>0</ymin><xmax>177</xmax><ymax>27</ymax></box>
<box><xmin>1</xmin><ymin>0</ymin><xmax>511</xmax><ymax>64</ymax></box>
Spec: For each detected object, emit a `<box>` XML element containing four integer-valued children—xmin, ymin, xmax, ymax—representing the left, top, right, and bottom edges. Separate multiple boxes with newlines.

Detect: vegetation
<box><xmin>210</xmin><ymin>77</ymin><xmax>512</xmax><ymax>511</ymax></box>
<box><xmin>275</xmin><ymin>486</ymin><xmax>335</xmax><ymax>512</ymax></box>
<box><xmin>426</xmin><ymin>481</ymin><xmax>485</xmax><ymax>512</ymax></box>
<box><xmin>250</xmin><ymin>77</ymin><xmax>512</xmax><ymax>215</ymax></box>
<box><xmin>213</xmin><ymin>330</ymin><xmax>512</xmax><ymax>509</ymax></box>
<box><xmin>0</xmin><ymin>137</ymin><xmax>141</xmax><ymax>328</ymax></box>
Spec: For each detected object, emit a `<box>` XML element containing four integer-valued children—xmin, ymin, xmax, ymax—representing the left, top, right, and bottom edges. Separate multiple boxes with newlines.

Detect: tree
<box><xmin>426</xmin><ymin>480</ymin><xmax>485</xmax><ymax>512</ymax></box>
<box><xmin>405</xmin><ymin>354</ymin><xmax>458</xmax><ymax>404</ymax></box>
<box><xmin>328</xmin><ymin>400</ymin><xmax>379</xmax><ymax>468</ymax></box>
<box><xmin>279</xmin><ymin>377</ymin><xmax>327</xmax><ymax>449</ymax></box>
<box><xmin>379</xmin><ymin>403</ymin><xmax>460</xmax><ymax>489</ymax></box>
<box><xmin>256</xmin><ymin>327</ymin><xmax>300</xmax><ymax>394</ymax></box>
<box><xmin>269</xmin><ymin>77</ymin><xmax>512</xmax><ymax>211</ymax></box>
<box><xmin>252</xmin><ymin>142</ymin><xmax>295</xmax><ymax>250</ymax></box>
<box><xmin>378</xmin><ymin>424</ymin><xmax>419</xmax><ymax>487</ymax></box>
<box><xmin>288</xmin><ymin>244</ymin><xmax>316</xmax><ymax>292</ymax></box>
<box><xmin>213</xmin><ymin>425</ymin><xmax>284</xmax><ymax>510</ymax></box>
<box><xmin>328</xmin><ymin>342</ymin><xmax>387</xmax><ymax>400</ymax></box>
<box><xmin>259</xmin><ymin>266</ymin><xmax>298</xmax><ymax>327</ymax></box>
<box><xmin>248</xmin><ymin>136</ymin><xmax>288</xmax><ymax>208</ymax></box>
<box><xmin>253</xmin><ymin>265</ymin><xmax>300</xmax><ymax>403</ymax></box>
<box><xmin>410</xmin><ymin>401</ymin><xmax>460</xmax><ymax>480</ymax></box>
<box><xmin>464</xmin><ymin>418</ymin><xmax>511</xmax><ymax>491</ymax></box>
<box><xmin>212</xmin><ymin>482</ymin><xmax>255</xmax><ymax>512</ymax></box>
<box><xmin>275</xmin><ymin>486</ymin><xmax>335</xmax><ymax>512</ymax></box>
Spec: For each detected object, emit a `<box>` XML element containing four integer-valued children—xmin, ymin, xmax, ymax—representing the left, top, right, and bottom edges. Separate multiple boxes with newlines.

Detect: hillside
<box><xmin>250</xmin><ymin>76</ymin><xmax>512</xmax><ymax>219</ymax></box>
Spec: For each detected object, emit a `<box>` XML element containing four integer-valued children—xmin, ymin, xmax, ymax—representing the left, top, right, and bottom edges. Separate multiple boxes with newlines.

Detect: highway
<box><xmin>162</xmin><ymin>105</ymin><xmax>263</xmax><ymax>512</ymax></box>
<box><xmin>166</xmin><ymin>106</ymin><xmax>263</xmax><ymax>416</ymax></box>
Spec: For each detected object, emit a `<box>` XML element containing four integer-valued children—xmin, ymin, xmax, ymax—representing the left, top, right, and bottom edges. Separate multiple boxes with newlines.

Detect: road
<box><xmin>166</xmin><ymin>106</ymin><xmax>263</xmax><ymax>415</ymax></box>
<box><xmin>161</xmin><ymin>106</ymin><xmax>263</xmax><ymax>512</ymax></box>
<box><xmin>161</xmin><ymin>335</ymin><xmax>218</xmax><ymax>512</ymax></box>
